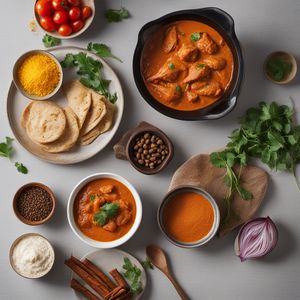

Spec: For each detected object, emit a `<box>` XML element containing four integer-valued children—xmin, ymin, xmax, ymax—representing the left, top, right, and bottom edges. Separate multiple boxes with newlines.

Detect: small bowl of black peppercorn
<box><xmin>126</xmin><ymin>127</ymin><xmax>174</xmax><ymax>175</ymax></box>
<box><xmin>13</xmin><ymin>182</ymin><xmax>56</xmax><ymax>225</ymax></box>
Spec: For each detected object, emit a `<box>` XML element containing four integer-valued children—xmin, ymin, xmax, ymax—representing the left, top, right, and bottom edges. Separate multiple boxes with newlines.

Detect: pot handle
<box><xmin>194</xmin><ymin>7</ymin><xmax>235</xmax><ymax>35</ymax></box>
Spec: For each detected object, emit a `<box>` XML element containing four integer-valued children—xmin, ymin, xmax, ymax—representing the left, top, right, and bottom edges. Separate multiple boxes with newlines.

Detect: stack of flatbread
<box><xmin>21</xmin><ymin>80</ymin><xmax>115</xmax><ymax>153</ymax></box>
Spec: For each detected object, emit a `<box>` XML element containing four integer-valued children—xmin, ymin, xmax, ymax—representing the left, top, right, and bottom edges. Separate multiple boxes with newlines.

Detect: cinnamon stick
<box><xmin>109</xmin><ymin>269</ymin><xmax>128</xmax><ymax>289</ymax></box>
<box><xmin>106</xmin><ymin>286</ymin><xmax>126</xmax><ymax>300</ymax></box>
<box><xmin>70</xmin><ymin>279</ymin><xmax>101</xmax><ymax>300</ymax></box>
<box><xmin>65</xmin><ymin>258</ymin><xmax>109</xmax><ymax>298</ymax></box>
<box><xmin>83</xmin><ymin>258</ymin><xmax>117</xmax><ymax>290</ymax></box>
<box><xmin>71</xmin><ymin>256</ymin><xmax>111</xmax><ymax>292</ymax></box>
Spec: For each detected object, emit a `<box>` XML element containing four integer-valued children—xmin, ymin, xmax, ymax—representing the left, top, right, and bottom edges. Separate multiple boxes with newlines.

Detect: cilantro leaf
<box><xmin>168</xmin><ymin>63</ymin><xmax>175</xmax><ymax>70</ymax></box>
<box><xmin>190</xmin><ymin>32</ymin><xmax>201</xmax><ymax>42</ymax></box>
<box><xmin>90</xmin><ymin>194</ymin><xmax>96</xmax><ymax>201</ymax></box>
<box><xmin>105</xmin><ymin>7</ymin><xmax>130</xmax><ymax>22</ymax></box>
<box><xmin>94</xmin><ymin>202</ymin><xmax>119</xmax><ymax>226</ymax></box>
<box><xmin>0</xmin><ymin>137</ymin><xmax>14</xmax><ymax>159</ymax></box>
<box><xmin>15</xmin><ymin>162</ymin><xmax>28</xmax><ymax>174</ymax></box>
<box><xmin>141</xmin><ymin>258</ymin><xmax>153</xmax><ymax>270</ymax></box>
<box><xmin>42</xmin><ymin>34</ymin><xmax>61</xmax><ymax>48</ymax></box>
<box><xmin>87</xmin><ymin>42</ymin><xmax>123</xmax><ymax>63</ymax></box>
<box><xmin>122</xmin><ymin>257</ymin><xmax>142</xmax><ymax>295</ymax></box>
<box><xmin>61</xmin><ymin>52</ymin><xmax>118</xmax><ymax>103</ymax></box>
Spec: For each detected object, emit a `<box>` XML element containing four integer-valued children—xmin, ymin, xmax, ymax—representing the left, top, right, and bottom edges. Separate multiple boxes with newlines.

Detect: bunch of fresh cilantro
<box><xmin>210</xmin><ymin>101</ymin><xmax>300</xmax><ymax>222</ymax></box>
<box><xmin>61</xmin><ymin>52</ymin><xmax>118</xmax><ymax>103</ymax></box>
<box><xmin>122</xmin><ymin>257</ymin><xmax>142</xmax><ymax>295</ymax></box>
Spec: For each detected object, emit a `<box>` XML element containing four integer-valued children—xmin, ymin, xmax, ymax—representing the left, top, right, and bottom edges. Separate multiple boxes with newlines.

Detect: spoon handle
<box><xmin>165</xmin><ymin>272</ymin><xmax>190</xmax><ymax>300</ymax></box>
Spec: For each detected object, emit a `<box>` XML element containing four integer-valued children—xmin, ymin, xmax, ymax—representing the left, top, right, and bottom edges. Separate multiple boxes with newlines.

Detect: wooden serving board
<box><xmin>169</xmin><ymin>154</ymin><xmax>268</xmax><ymax>237</ymax></box>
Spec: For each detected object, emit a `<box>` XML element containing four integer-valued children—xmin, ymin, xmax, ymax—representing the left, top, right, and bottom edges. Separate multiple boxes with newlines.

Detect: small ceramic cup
<box><xmin>264</xmin><ymin>51</ymin><xmax>297</xmax><ymax>84</ymax></box>
<box><xmin>13</xmin><ymin>182</ymin><xmax>56</xmax><ymax>225</ymax></box>
<box><xmin>126</xmin><ymin>127</ymin><xmax>174</xmax><ymax>175</ymax></box>
<box><xmin>9</xmin><ymin>233</ymin><xmax>55</xmax><ymax>279</ymax></box>
<box><xmin>158</xmin><ymin>186</ymin><xmax>220</xmax><ymax>248</ymax></box>
<box><xmin>13</xmin><ymin>50</ymin><xmax>63</xmax><ymax>100</ymax></box>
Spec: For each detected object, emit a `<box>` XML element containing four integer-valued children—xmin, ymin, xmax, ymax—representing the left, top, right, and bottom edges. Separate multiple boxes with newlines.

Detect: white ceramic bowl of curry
<box><xmin>67</xmin><ymin>173</ymin><xmax>142</xmax><ymax>249</ymax></box>
<box><xmin>158</xmin><ymin>186</ymin><xmax>220</xmax><ymax>248</ymax></box>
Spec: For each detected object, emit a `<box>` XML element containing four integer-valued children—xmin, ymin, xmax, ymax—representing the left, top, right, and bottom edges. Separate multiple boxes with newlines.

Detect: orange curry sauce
<box><xmin>74</xmin><ymin>178</ymin><xmax>136</xmax><ymax>242</ymax></box>
<box><xmin>142</xmin><ymin>20</ymin><xmax>234</xmax><ymax>111</ymax></box>
<box><xmin>162</xmin><ymin>191</ymin><xmax>214</xmax><ymax>243</ymax></box>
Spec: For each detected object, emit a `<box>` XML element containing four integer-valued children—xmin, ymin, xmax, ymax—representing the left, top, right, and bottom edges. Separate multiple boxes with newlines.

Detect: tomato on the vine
<box><xmin>71</xmin><ymin>19</ymin><xmax>84</xmax><ymax>32</ymax></box>
<box><xmin>40</xmin><ymin>16</ymin><xmax>57</xmax><ymax>32</ymax></box>
<box><xmin>69</xmin><ymin>7</ymin><xmax>81</xmax><ymax>21</ymax></box>
<box><xmin>35</xmin><ymin>0</ymin><xmax>53</xmax><ymax>17</ymax></box>
<box><xmin>58</xmin><ymin>24</ymin><xmax>72</xmax><ymax>36</ymax></box>
<box><xmin>81</xmin><ymin>6</ymin><xmax>92</xmax><ymax>20</ymax></box>
<box><xmin>67</xmin><ymin>0</ymin><xmax>80</xmax><ymax>6</ymax></box>
<box><xmin>52</xmin><ymin>0</ymin><xmax>68</xmax><ymax>11</ymax></box>
<box><xmin>53</xmin><ymin>10</ymin><xmax>69</xmax><ymax>24</ymax></box>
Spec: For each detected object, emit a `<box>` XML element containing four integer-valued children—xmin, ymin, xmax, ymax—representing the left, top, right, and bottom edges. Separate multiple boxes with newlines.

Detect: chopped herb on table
<box><xmin>141</xmin><ymin>257</ymin><xmax>153</xmax><ymax>270</ymax></box>
<box><xmin>105</xmin><ymin>7</ymin><xmax>130</xmax><ymax>22</ymax></box>
<box><xmin>0</xmin><ymin>136</ymin><xmax>14</xmax><ymax>159</ymax></box>
<box><xmin>61</xmin><ymin>52</ymin><xmax>118</xmax><ymax>103</ymax></box>
<box><xmin>15</xmin><ymin>162</ymin><xmax>28</xmax><ymax>174</ymax></box>
<box><xmin>87</xmin><ymin>42</ymin><xmax>123</xmax><ymax>63</ymax></box>
<box><xmin>266</xmin><ymin>57</ymin><xmax>292</xmax><ymax>81</ymax></box>
<box><xmin>210</xmin><ymin>101</ymin><xmax>300</xmax><ymax>223</ymax></box>
<box><xmin>122</xmin><ymin>257</ymin><xmax>142</xmax><ymax>295</ymax></box>
<box><xmin>94</xmin><ymin>202</ymin><xmax>119</xmax><ymax>226</ymax></box>
<box><xmin>42</xmin><ymin>34</ymin><xmax>61</xmax><ymax>48</ymax></box>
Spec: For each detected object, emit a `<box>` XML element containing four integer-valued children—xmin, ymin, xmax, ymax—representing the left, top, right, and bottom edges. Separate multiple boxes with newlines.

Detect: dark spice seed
<box><xmin>16</xmin><ymin>186</ymin><xmax>53</xmax><ymax>222</ymax></box>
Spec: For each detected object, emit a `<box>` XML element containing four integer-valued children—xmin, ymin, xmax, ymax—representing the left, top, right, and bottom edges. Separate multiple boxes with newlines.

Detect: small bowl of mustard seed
<box><xmin>126</xmin><ymin>128</ymin><xmax>174</xmax><ymax>175</ymax></box>
<box><xmin>13</xmin><ymin>182</ymin><xmax>56</xmax><ymax>225</ymax></box>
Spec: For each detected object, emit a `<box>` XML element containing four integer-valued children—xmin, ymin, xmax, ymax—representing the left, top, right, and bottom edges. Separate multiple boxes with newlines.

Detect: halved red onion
<box><xmin>235</xmin><ymin>217</ymin><xmax>278</xmax><ymax>262</ymax></box>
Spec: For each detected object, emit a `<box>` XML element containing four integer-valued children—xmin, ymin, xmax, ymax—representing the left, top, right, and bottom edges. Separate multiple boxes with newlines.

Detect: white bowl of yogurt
<box><xmin>9</xmin><ymin>233</ymin><xmax>55</xmax><ymax>279</ymax></box>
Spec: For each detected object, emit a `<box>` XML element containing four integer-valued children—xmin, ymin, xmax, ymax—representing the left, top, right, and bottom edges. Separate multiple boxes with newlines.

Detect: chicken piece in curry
<box><xmin>142</xmin><ymin>20</ymin><xmax>234</xmax><ymax>111</ymax></box>
<box><xmin>74</xmin><ymin>178</ymin><xmax>136</xmax><ymax>242</ymax></box>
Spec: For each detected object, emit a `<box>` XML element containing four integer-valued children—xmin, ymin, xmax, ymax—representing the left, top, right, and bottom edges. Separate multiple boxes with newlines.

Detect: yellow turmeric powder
<box><xmin>17</xmin><ymin>53</ymin><xmax>60</xmax><ymax>97</ymax></box>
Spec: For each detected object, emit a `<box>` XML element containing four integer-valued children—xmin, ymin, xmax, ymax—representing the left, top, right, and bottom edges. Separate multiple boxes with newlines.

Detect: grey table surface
<box><xmin>1</xmin><ymin>0</ymin><xmax>300</xmax><ymax>299</ymax></box>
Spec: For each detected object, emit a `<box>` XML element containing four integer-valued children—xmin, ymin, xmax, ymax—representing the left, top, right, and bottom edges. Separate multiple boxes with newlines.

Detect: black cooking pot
<box><xmin>133</xmin><ymin>7</ymin><xmax>244</xmax><ymax>120</ymax></box>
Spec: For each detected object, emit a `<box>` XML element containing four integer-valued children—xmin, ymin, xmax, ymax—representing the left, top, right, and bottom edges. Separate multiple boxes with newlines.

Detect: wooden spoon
<box><xmin>146</xmin><ymin>245</ymin><xmax>190</xmax><ymax>300</ymax></box>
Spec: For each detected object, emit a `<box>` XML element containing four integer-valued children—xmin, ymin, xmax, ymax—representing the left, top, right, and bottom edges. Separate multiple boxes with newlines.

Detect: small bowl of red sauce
<box><xmin>158</xmin><ymin>186</ymin><xmax>220</xmax><ymax>248</ymax></box>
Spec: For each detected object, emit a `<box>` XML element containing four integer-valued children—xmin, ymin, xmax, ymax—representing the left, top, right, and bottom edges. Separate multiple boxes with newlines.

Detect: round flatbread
<box><xmin>80</xmin><ymin>91</ymin><xmax>107</xmax><ymax>136</ymax></box>
<box><xmin>26</xmin><ymin>100</ymin><xmax>66</xmax><ymax>144</ymax></box>
<box><xmin>64</xmin><ymin>80</ymin><xmax>92</xmax><ymax>129</ymax></box>
<box><xmin>21</xmin><ymin>101</ymin><xmax>34</xmax><ymax>128</ymax></box>
<box><xmin>80</xmin><ymin>99</ymin><xmax>115</xmax><ymax>146</ymax></box>
<box><xmin>41</xmin><ymin>107</ymin><xmax>80</xmax><ymax>153</ymax></box>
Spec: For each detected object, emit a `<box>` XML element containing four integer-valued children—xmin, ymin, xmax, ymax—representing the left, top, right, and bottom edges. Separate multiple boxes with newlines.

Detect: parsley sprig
<box><xmin>211</xmin><ymin>101</ymin><xmax>300</xmax><ymax>222</ymax></box>
<box><xmin>94</xmin><ymin>202</ymin><xmax>119</xmax><ymax>226</ymax></box>
<box><xmin>105</xmin><ymin>7</ymin><xmax>129</xmax><ymax>22</ymax></box>
<box><xmin>122</xmin><ymin>258</ymin><xmax>142</xmax><ymax>295</ymax></box>
<box><xmin>42</xmin><ymin>34</ymin><xmax>61</xmax><ymax>48</ymax></box>
<box><xmin>87</xmin><ymin>42</ymin><xmax>123</xmax><ymax>63</ymax></box>
<box><xmin>61</xmin><ymin>52</ymin><xmax>117</xmax><ymax>103</ymax></box>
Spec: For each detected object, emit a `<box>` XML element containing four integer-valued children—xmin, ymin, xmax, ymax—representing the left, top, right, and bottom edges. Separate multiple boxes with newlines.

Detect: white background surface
<box><xmin>1</xmin><ymin>0</ymin><xmax>300</xmax><ymax>299</ymax></box>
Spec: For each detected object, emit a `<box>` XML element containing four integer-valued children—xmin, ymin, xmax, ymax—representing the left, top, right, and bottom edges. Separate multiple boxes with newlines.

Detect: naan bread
<box><xmin>80</xmin><ymin>99</ymin><xmax>115</xmax><ymax>146</ymax></box>
<box><xmin>25</xmin><ymin>100</ymin><xmax>66</xmax><ymax>144</ymax></box>
<box><xmin>64</xmin><ymin>80</ymin><xmax>92</xmax><ymax>129</ymax></box>
<box><xmin>41</xmin><ymin>107</ymin><xmax>80</xmax><ymax>153</ymax></box>
<box><xmin>80</xmin><ymin>90</ymin><xmax>107</xmax><ymax>136</ymax></box>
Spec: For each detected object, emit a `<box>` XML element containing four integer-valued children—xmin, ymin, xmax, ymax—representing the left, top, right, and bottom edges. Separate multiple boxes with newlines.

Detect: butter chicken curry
<box><xmin>142</xmin><ymin>20</ymin><xmax>234</xmax><ymax>111</ymax></box>
<box><xmin>74</xmin><ymin>178</ymin><xmax>136</xmax><ymax>242</ymax></box>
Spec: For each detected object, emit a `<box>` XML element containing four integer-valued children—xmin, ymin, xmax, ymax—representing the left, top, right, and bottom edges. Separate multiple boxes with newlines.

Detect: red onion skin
<box><xmin>237</xmin><ymin>216</ymin><xmax>278</xmax><ymax>262</ymax></box>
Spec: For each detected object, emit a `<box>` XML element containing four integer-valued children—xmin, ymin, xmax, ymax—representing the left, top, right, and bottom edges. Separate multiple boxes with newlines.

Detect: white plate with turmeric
<box><xmin>70</xmin><ymin>249</ymin><xmax>147</xmax><ymax>300</ymax></box>
<box><xmin>7</xmin><ymin>46</ymin><xmax>124</xmax><ymax>164</ymax></box>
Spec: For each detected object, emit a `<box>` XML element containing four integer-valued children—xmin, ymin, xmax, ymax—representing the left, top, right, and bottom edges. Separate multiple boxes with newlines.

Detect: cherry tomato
<box><xmin>35</xmin><ymin>0</ymin><xmax>52</xmax><ymax>17</ymax></box>
<box><xmin>67</xmin><ymin>0</ymin><xmax>80</xmax><ymax>6</ymax></box>
<box><xmin>81</xmin><ymin>6</ymin><xmax>92</xmax><ymax>20</ymax></box>
<box><xmin>40</xmin><ymin>16</ymin><xmax>57</xmax><ymax>32</ymax></box>
<box><xmin>71</xmin><ymin>19</ymin><xmax>84</xmax><ymax>32</ymax></box>
<box><xmin>53</xmin><ymin>10</ymin><xmax>69</xmax><ymax>24</ymax></box>
<box><xmin>52</xmin><ymin>0</ymin><xmax>68</xmax><ymax>11</ymax></box>
<box><xmin>58</xmin><ymin>24</ymin><xmax>72</xmax><ymax>36</ymax></box>
<box><xmin>69</xmin><ymin>7</ymin><xmax>81</xmax><ymax>21</ymax></box>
